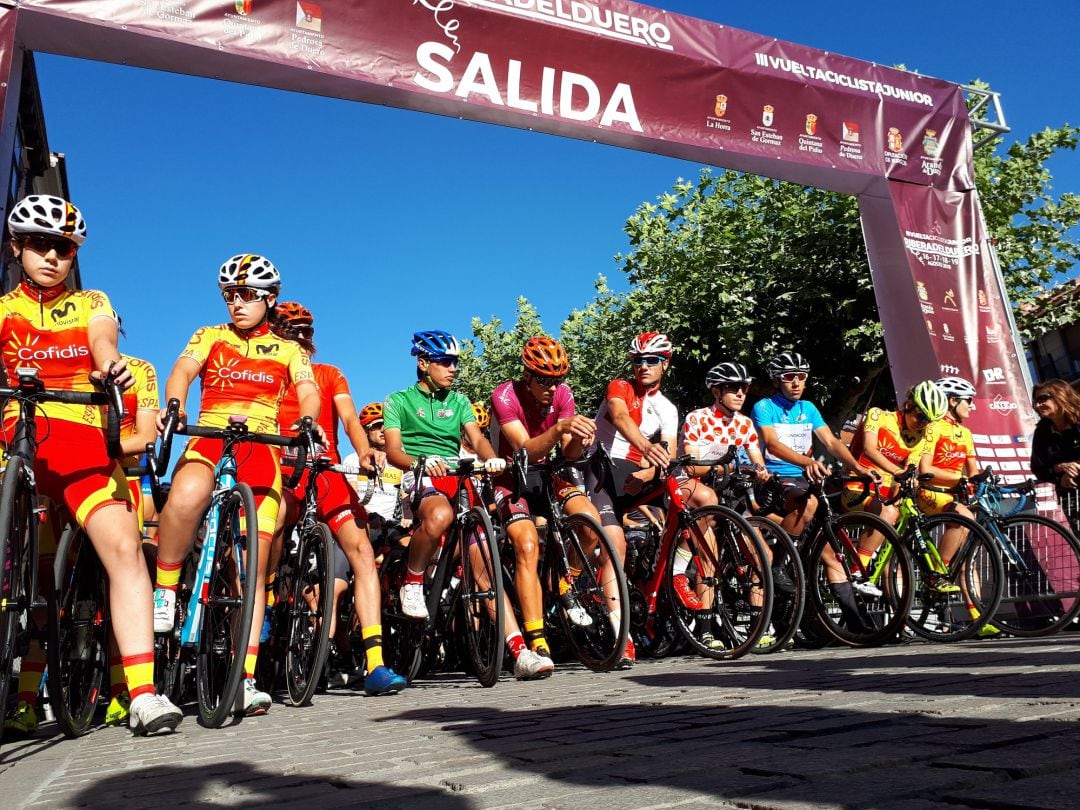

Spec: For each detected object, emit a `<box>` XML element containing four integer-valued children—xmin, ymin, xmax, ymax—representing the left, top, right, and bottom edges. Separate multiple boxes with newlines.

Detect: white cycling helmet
<box><xmin>705</xmin><ymin>361</ymin><xmax>752</xmax><ymax>387</ymax></box>
<box><xmin>935</xmin><ymin>376</ymin><xmax>976</xmax><ymax>399</ymax></box>
<box><xmin>218</xmin><ymin>254</ymin><xmax>281</xmax><ymax>290</ymax></box>
<box><xmin>766</xmin><ymin>351</ymin><xmax>811</xmax><ymax>379</ymax></box>
<box><xmin>629</xmin><ymin>331</ymin><xmax>672</xmax><ymax>358</ymax></box>
<box><xmin>7</xmin><ymin>194</ymin><xmax>87</xmax><ymax>245</ymax></box>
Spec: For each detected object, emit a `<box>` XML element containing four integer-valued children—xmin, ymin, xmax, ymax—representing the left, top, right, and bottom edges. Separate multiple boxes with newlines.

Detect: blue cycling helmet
<box><xmin>411</xmin><ymin>330</ymin><xmax>460</xmax><ymax>358</ymax></box>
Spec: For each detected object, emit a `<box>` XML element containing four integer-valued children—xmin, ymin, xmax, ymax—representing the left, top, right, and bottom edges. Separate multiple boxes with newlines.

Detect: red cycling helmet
<box><xmin>629</xmin><ymin>331</ymin><xmax>672</xmax><ymax>358</ymax></box>
<box><xmin>521</xmin><ymin>336</ymin><xmax>570</xmax><ymax>376</ymax></box>
<box><xmin>276</xmin><ymin>301</ymin><xmax>314</xmax><ymax>328</ymax></box>
<box><xmin>359</xmin><ymin>402</ymin><xmax>384</xmax><ymax>427</ymax></box>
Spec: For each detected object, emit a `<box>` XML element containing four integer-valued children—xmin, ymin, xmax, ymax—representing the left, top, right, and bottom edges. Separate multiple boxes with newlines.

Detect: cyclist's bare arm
<box><xmin>87</xmin><ymin>314</ymin><xmax>131</xmax><ymax>389</ymax></box>
<box><xmin>919</xmin><ymin>453</ymin><xmax>958</xmax><ymax>483</ymax></box>
<box><xmin>121</xmin><ymin>408</ymin><xmax>158</xmax><ymax>457</ymax></box>
<box><xmin>816</xmin><ymin>425</ymin><xmax>871</xmax><ymax>475</ymax></box>
<box><xmin>462</xmin><ymin>422</ymin><xmax>500</xmax><ymax>463</ymax></box>
<box><xmin>158</xmin><ymin>356</ymin><xmax>201</xmax><ymax>431</ymax></box>
<box><xmin>383</xmin><ymin>427</ymin><xmax>422</xmax><ymax>473</ymax></box>
<box><xmin>292</xmin><ymin>379</ymin><xmax>326</xmax><ymax>442</ymax></box>
<box><xmin>500</xmin><ymin>415</ymin><xmax>595</xmax><ymax>464</ymax></box>
<box><xmin>607</xmin><ymin>397</ymin><xmax>669</xmax><ymax>468</ymax></box>
<box><xmin>334</xmin><ymin>392</ymin><xmax>375</xmax><ymax>472</ymax></box>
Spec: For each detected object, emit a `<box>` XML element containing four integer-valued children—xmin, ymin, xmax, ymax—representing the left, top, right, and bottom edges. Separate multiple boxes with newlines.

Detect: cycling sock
<box><xmin>16</xmin><ymin>658</ymin><xmax>44</xmax><ymax>707</ymax></box>
<box><xmin>857</xmin><ymin>550</ymin><xmax>873</xmax><ymax>568</ymax></box>
<box><xmin>523</xmin><ymin>619</ymin><xmax>548</xmax><ymax>655</ymax></box>
<box><xmin>609</xmin><ymin>608</ymin><xmax>622</xmax><ymax>634</ymax></box>
<box><xmin>123</xmin><ymin>652</ymin><xmax>156</xmax><ymax>701</ymax></box>
<box><xmin>155</xmin><ymin>559</ymin><xmax>183</xmax><ymax>591</ymax></box>
<box><xmin>243</xmin><ymin>645</ymin><xmax>259</xmax><ymax>679</ymax></box>
<box><xmin>265</xmin><ymin>571</ymin><xmax>277</xmax><ymax>608</ymax></box>
<box><xmin>672</xmin><ymin>547</ymin><xmax>693</xmax><ymax>577</ymax></box>
<box><xmin>558</xmin><ymin>566</ymin><xmax>582</xmax><ymax>596</ymax></box>
<box><xmin>109</xmin><ymin>656</ymin><xmax>127</xmax><ymax>699</ymax></box>
<box><xmin>404</xmin><ymin>567</ymin><xmax>424</xmax><ymax>587</ymax></box>
<box><xmin>362</xmin><ymin>624</ymin><xmax>385</xmax><ymax>671</ymax></box>
<box><xmin>506</xmin><ymin>631</ymin><xmax>527</xmax><ymax>659</ymax></box>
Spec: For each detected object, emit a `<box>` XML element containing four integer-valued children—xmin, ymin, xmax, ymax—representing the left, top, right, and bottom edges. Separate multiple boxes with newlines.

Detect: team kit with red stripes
<box><xmin>0</xmin><ymin>194</ymin><xmax>1065</xmax><ymax>742</ymax></box>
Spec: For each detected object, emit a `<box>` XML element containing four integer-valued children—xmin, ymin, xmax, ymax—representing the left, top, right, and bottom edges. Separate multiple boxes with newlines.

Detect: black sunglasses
<box><xmin>22</xmin><ymin>234</ymin><xmax>78</xmax><ymax>259</ymax></box>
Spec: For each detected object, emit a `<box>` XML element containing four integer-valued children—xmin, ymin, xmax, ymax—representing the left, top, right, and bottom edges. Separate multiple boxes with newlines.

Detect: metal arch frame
<box><xmin>963</xmin><ymin>84</ymin><xmax>1010</xmax><ymax>151</ymax></box>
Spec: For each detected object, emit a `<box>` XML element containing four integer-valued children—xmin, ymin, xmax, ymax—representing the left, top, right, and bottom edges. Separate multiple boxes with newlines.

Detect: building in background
<box><xmin>2</xmin><ymin>53</ymin><xmax>79</xmax><ymax>293</ymax></box>
<box><xmin>1025</xmin><ymin>278</ymin><xmax>1080</xmax><ymax>388</ymax></box>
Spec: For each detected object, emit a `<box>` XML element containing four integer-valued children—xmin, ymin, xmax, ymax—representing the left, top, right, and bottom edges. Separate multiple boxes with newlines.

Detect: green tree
<box><xmin>456</xmin><ymin>296</ymin><xmax>546</xmax><ymax>403</ymax></box>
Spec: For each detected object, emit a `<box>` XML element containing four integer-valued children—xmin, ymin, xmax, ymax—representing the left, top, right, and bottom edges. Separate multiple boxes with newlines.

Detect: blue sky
<box><xmin>33</xmin><ymin>1</ymin><xmax>1079</xmax><ymax>426</ymax></box>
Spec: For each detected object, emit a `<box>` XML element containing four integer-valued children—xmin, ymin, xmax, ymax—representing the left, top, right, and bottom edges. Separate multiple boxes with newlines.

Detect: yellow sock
<box><xmin>123</xmin><ymin>652</ymin><xmax>156</xmax><ymax>701</ymax></box>
<box><xmin>244</xmin><ymin>645</ymin><xmax>259</xmax><ymax>679</ymax></box>
<box><xmin>265</xmin><ymin>571</ymin><xmax>277</xmax><ymax>609</ymax></box>
<box><xmin>362</xmin><ymin>625</ymin><xmax>385</xmax><ymax>671</ymax></box>
<box><xmin>155</xmin><ymin>559</ymin><xmax>183</xmax><ymax>590</ymax></box>
<box><xmin>857</xmin><ymin>551</ymin><xmax>873</xmax><ymax>567</ymax></box>
<box><xmin>524</xmin><ymin>619</ymin><xmax>548</xmax><ymax>654</ymax></box>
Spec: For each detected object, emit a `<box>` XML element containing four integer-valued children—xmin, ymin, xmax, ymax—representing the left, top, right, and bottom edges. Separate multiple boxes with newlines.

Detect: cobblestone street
<box><xmin>3</xmin><ymin>635</ymin><xmax>1079</xmax><ymax>808</ymax></box>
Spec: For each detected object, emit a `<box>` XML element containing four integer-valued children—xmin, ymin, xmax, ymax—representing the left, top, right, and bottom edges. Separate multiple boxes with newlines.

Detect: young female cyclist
<box><xmin>0</xmin><ymin>195</ymin><xmax>181</xmax><ymax>735</ymax></box>
<box><xmin>152</xmin><ymin>255</ymin><xmax>319</xmax><ymax>716</ymax></box>
<box><xmin>272</xmin><ymin>302</ymin><xmax>406</xmax><ymax>696</ymax></box>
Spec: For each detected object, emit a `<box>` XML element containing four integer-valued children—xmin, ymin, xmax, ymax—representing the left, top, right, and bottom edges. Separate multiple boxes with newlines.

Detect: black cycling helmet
<box><xmin>766</xmin><ymin>351</ymin><xmax>810</xmax><ymax>379</ymax></box>
<box><xmin>705</xmin><ymin>362</ymin><xmax>751</xmax><ymax>388</ymax></box>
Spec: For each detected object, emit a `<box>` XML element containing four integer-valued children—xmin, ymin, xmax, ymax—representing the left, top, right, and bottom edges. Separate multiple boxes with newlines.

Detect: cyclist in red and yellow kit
<box><xmin>0</xmin><ymin>195</ymin><xmax>181</xmax><ymax>736</ymax></box>
<box><xmin>272</xmin><ymin>302</ymin><xmax>406</xmax><ymax>696</ymax></box>
<box><xmin>153</xmin><ymin>255</ymin><xmax>318</xmax><ymax>716</ymax></box>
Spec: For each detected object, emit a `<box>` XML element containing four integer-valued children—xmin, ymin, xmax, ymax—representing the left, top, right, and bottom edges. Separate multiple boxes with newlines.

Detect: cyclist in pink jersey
<box><xmin>490</xmin><ymin>336</ymin><xmax>608</xmax><ymax>666</ymax></box>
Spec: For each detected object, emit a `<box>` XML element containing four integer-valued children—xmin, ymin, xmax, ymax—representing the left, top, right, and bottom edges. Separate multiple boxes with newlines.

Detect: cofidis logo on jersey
<box><xmin>5</xmin><ymin>333</ymin><xmax>89</xmax><ymax>371</ymax></box>
<box><xmin>207</xmin><ymin>353</ymin><xmax>275</xmax><ymax>389</ymax></box>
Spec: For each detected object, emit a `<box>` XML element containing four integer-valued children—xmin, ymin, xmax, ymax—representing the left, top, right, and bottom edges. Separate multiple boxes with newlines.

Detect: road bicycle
<box><xmin>621</xmin><ymin>450</ymin><xmax>774</xmax><ymax>660</ymax></box>
<box><xmin>380</xmin><ymin>457</ymin><xmax>504</xmax><ymax>687</ymax></box>
<box><xmin>799</xmin><ymin>473</ymin><xmax>913</xmax><ymax>648</ymax></box>
<box><xmin>960</xmin><ymin>468</ymin><xmax>1080</xmax><ymax>637</ymax></box>
<box><xmin>884</xmin><ymin>468</ymin><xmax>1004</xmax><ymax>642</ymax></box>
<box><xmin>0</xmin><ymin>366</ymin><xmax>122</xmax><ymax>746</ymax></box>
<box><xmin>153</xmin><ymin>399</ymin><xmax>298</xmax><ymax>726</ymax></box>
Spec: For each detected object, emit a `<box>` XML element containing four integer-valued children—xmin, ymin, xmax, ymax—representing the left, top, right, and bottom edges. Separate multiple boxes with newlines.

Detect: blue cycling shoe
<box><xmin>364</xmin><ymin>665</ymin><xmax>407</xmax><ymax>696</ymax></box>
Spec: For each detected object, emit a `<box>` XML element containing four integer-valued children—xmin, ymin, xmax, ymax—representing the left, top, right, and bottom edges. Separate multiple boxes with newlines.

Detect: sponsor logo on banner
<box><xmin>706</xmin><ymin>94</ymin><xmax>732</xmax><ymax>132</ymax></box>
<box><xmin>942</xmin><ymin>289</ymin><xmax>958</xmax><ymax>310</ymax></box>
<box><xmin>985</xmin><ymin>324</ymin><xmax>1000</xmax><ymax>343</ymax></box>
<box><xmin>415</xmin><ymin>42</ymin><xmax>644</xmax><ymax>132</ymax></box>
<box><xmin>978</xmin><ymin>289</ymin><xmax>990</xmax><ymax>312</ymax></box>
<box><xmin>884</xmin><ymin>127</ymin><xmax>908</xmax><ymax>167</ymax></box>
<box><xmin>762</xmin><ymin>105</ymin><xmax>774</xmax><ymax>127</ymax></box>
<box><xmin>297</xmin><ymin>1</ymin><xmax>321</xmax><ymax>30</ymax></box>
<box><xmin>799</xmin><ymin>113</ymin><xmax>822</xmax><ymax>154</ymax></box>
<box><xmin>942</xmin><ymin>322</ymin><xmax>955</xmax><ymax>342</ymax></box>
<box><xmin>921</xmin><ymin>128</ymin><xmax>943</xmax><ymax>176</ymax></box>
<box><xmin>926</xmin><ymin>320</ymin><xmax>936</xmax><ymax>336</ymax></box>
<box><xmin>902</xmin><ymin>229</ymin><xmax>977</xmax><ymax>269</ymax></box>
<box><xmin>471</xmin><ymin>0</ymin><xmax>673</xmax><ymax>51</ymax></box>
<box><xmin>983</xmin><ymin>367</ymin><xmax>1006</xmax><ymax>384</ymax></box>
<box><xmin>235</xmin><ymin>0</ymin><xmax>252</xmax><ymax>14</ymax></box>
<box><xmin>137</xmin><ymin>1</ymin><xmax>195</xmax><ymax>24</ymax></box>
<box><xmin>224</xmin><ymin>0</ymin><xmax>263</xmax><ymax>40</ymax></box>
<box><xmin>988</xmin><ymin>395</ymin><xmax>1018</xmax><ymax>413</ymax></box>
<box><xmin>940</xmin><ymin>363</ymin><xmax>960</xmax><ymax>376</ymax></box>
<box><xmin>917</xmin><ymin>281</ymin><xmax>935</xmax><ymax>314</ymax></box>
<box><xmin>842</xmin><ymin>121</ymin><xmax>860</xmax><ymax>143</ymax></box>
<box><xmin>750</xmin><ymin>105</ymin><xmax>782</xmax><ymax>146</ymax></box>
<box><xmin>839</xmin><ymin>120</ymin><xmax>863</xmax><ymax>161</ymax></box>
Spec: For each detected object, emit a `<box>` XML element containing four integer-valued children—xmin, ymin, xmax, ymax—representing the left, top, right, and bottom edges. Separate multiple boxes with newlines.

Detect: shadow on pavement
<box><xmin>66</xmin><ymin>762</ymin><xmax>470</xmax><ymax>809</ymax></box>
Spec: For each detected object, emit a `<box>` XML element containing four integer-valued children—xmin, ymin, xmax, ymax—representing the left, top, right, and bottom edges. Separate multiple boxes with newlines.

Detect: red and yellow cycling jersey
<box><xmin>179</xmin><ymin>322</ymin><xmax>314</xmax><ymax>434</ymax></box>
<box><xmin>924</xmin><ymin>415</ymin><xmax>975</xmax><ymax>486</ymax></box>
<box><xmin>0</xmin><ymin>280</ymin><xmax>115</xmax><ymax>429</ymax></box>
<box><xmin>844</xmin><ymin>408</ymin><xmax>929</xmax><ymax>507</ymax></box>
<box><xmin>278</xmin><ymin>362</ymin><xmax>349</xmax><ymax>461</ymax></box>
<box><xmin>120</xmin><ymin>354</ymin><xmax>159</xmax><ymax>452</ymax></box>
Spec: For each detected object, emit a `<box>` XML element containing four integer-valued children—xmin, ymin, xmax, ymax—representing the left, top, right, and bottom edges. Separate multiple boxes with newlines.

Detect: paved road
<box><xmin>3</xmin><ymin>635</ymin><xmax>1079</xmax><ymax>809</ymax></box>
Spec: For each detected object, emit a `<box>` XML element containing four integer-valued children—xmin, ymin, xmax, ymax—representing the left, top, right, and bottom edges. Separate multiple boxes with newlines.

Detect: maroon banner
<box><xmin>864</xmin><ymin>181</ymin><xmax>1038</xmax><ymax>487</ymax></box>
<box><xmin>0</xmin><ymin>8</ymin><xmax>22</xmax><ymax>182</ymax></box>
<box><xmin>17</xmin><ymin>0</ymin><xmax>971</xmax><ymax>195</ymax></box>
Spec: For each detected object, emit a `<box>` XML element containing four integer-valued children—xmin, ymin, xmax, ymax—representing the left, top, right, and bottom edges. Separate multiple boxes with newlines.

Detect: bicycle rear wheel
<box><xmin>456</xmin><ymin>506</ymin><xmax>504</xmax><ymax>687</ymax></box>
<box><xmin>154</xmin><ymin>556</ymin><xmax>193</xmax><ymax>705</ymax></box>
<box><xmin>806</xmin><ymin>513</ymin><xmax>913</xmax><ymax>647</ymax></box>
<box><xmin>46</xmin><ymin>525</ymin><xmax>109</xmax><ymax>737</ymax></box>
<box><xmin>667</xmin><ymin>505</ymin><xmax>773</xmax><ymax>660</ymax></box>
<box><xmin>747</xmin><ymin>516</ymin><xmax>804</xmax><ymax>654</ymax></box>
<box><xmin>196</xmin><ymin>483</ymin><xmax>259</xmax><ymax>727</ymax></box>
<box><xmin>992</xmin><ymin>514</ymin><xmax>1080</xmax><ymax>637</ymax></box>
<box><xmin>285</xmin><ymin>523</ymin><xmax>334</xmax><ymax>706</ymax></box>
<box><xmin>550</xmin><ymin>512</ymin><xmax>629</xmax><ymax>671</ymax></box>
<box><xmin>0</xmin><ymin>457</ymin><xmax>35</xmax><ymax>747</ymax></box>
<box><xmin>906</xmin><ymin>513</ymin><xmax>1004</xmax><ymax>643</ymax></box>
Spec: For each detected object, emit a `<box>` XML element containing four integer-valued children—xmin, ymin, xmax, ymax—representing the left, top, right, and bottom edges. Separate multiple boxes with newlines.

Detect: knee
<box><xmin>511</xmin><ymin>524</ymin><xmax>539</xmax><ymax>564</ymax></box>
<box><xmin>881</xmin><ymin>504</ymin><xmax>899</xmax><ymax>524</ymax></box>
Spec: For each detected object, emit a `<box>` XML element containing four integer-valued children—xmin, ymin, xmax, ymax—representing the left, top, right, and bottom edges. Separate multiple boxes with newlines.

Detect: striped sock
<box><xmin>109</xmin><ymin>655</ymin><xmax>127</xmax><ymax>699</ymax></box>
<box><xmin>123</xmin><ymin>652</ymin><xmax>156</xmax><ymax>701</ymax></box>
<box><xmin>155</xmin><ymin>559</ymin><xmax>183</xmax><ymax>591</ymax></box>
<box><xmin>16</xmin><ymin>658</ymin><xmax>45</xmax><ymax>707</ymax></box>
<box><xmin>243</xmin><ymin>645</ymin><xmax>259</xmax><ymax>679</ymax></box>
<box><xmin>362</xmin><ymin>625</ymin><xmax>385</xmax><ymax>671</ymax></box>
<box><xmin>405</xmin><ymin>567</ymin><xmax>424</xmax><ymax>587</ymax></box>
<box><xmin>506</xmin><ymin>631</ymin><xmax>526</xmax><ymax>659</ymax></box>
<box><xmin>523</xmin><ymin>619</ymin><xmax>548</xmax><ymax>655</ymax></box>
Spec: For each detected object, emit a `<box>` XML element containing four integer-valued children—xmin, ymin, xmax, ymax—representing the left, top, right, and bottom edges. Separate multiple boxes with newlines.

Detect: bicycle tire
<box><xmin>550</xmin><ymin>512</ymin><xmax>630</xmax><ymax>671</ymax></box>
<box><xmin>285</xmin><ymin>522</ymin><xmax>334</xmax><ymax>706</ymax></box>
<box><xmin>991</xmin><ymin>514</ymin><xmax>1080</xmax><ymax>637</ymax></box>
<box><xmin>747</xmin><ymin>516</ymin><xmax>805</xmax><ymax>654</ymax></box>
<box><xmin>456</xmin><ymin>506</ymin><xmax>504</xmax><ymax>687</ymax></box>
<box><xmin>46</xmin><ymin>525</ymin><xmax>109</xmax><ymax>737</ymax></box>
<box><xmin>805</xmin><ymin>512</ymin><xmax>913</xmax><ymax>647</ymax></box>
<box><xmin>667</xmin><ymin>505</ymin><xmax>773</xmax><ymax>660</ymax></box>
<box><xmin>196</xmin><ymin>482</ymin><xmax>259</xmax><ymax>727</ymax></box>
<box><xmin>378</xmin><ymin>544</ymin><xmax>424</xmax><ymax>683</ymax></box>
<box><xmin>154</xmin><ymin>555</ymin><xmax>193</xmax><ymax>705</ymax></box>
<box><xmin>0</xmin><ymin>457</ymin><xmax>34</xmax><ymax>748</ymax></box>
<box><xmin>905</xmin><ymin>512</ymin><xmax>1004</xmax><ymax>643</ymax></box>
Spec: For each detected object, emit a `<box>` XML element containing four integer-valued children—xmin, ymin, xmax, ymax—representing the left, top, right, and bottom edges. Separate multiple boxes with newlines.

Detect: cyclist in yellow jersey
<box><xmin>153</xmin><ymin>254</ymin><xmax>319</xmax><ymax>717</ymax></box>
<box><xmin>0</xmin><ymin>195</ymin><xmax>180</xmax><ymax>736</ymax></box>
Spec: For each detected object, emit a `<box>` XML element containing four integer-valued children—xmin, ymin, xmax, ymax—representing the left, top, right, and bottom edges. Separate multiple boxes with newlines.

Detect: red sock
<box><xmin>405</xmin><ymin>568</ymin><xmax>424</xmax><ymax>587</ymax></box>
<box><xmin>506</xmin><ymin>632</ymin><xmax>526</xmax><ymax>659</ymax></box>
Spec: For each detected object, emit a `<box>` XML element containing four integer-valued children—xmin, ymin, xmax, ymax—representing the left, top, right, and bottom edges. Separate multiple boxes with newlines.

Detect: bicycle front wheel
<box><xmin>0</xmin><ymin>457</ymin><xmax>34</xmax><ymax>748</ymax></box>
<box><xmin>285</xmin><ymin>522</ymin><xmax>334</xmax><ymax>706</ymax></box>
<box><xmin>550</xmin><ymin>512</ymin><xmax>630</xmax><ymax>671</ymax></box>
<box><xmin>992</xmin><ymin>514</ymin><xmax>1080</xmax><ymax>637</ymax></box>
<box><xmin>806</xmin><ymin>512</ymin><xmax>913</xmax><ymax>648</ymax></box>
<box><xmin>46</xmin><ymin>525</ymin><xmax>109</xmax><ymax>738</ymax></box>
<box><xmin>667</xmin><ymin>505</ymin><xmax>773</xmax><ymax>660</ymax></box>
<box><xmin>457</xmin><ymin>506</ymin><xmax>504</xmax><ymax>687</ymax></box>
<box><xmin>747</xmin><ymin>516</ymin><xmax>805</xmax><ymax>654</ymax></box>
<box><xmin>906</xmin><ymin>512</ymin><xmax>1004</xmax><ymax>643</ymax></box>
<box><xmin>196</xmin><ymin>483</ymin><xmax>259</xmax><ymax>727</ymax></box>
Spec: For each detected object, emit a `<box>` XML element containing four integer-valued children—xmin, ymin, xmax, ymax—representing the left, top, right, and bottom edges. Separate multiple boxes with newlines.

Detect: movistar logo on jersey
<box><xmin>255</xmin><ymin>343</ymin><xmax>279</xmax><ymax>355</ymax></box>
<box><xmin>216</xmin><ymin>367</ymin><xmax>275</xmax><ymax>383</ymax></box>
<box><xmin>16</xmin><ymin>344</ymin><xmax>89</xmax><ymax>361</ymax></box>
<box><xmin>50</xmin><ymin>300</ymin><xmax>78</xmax><ymax>323</ymax></box>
